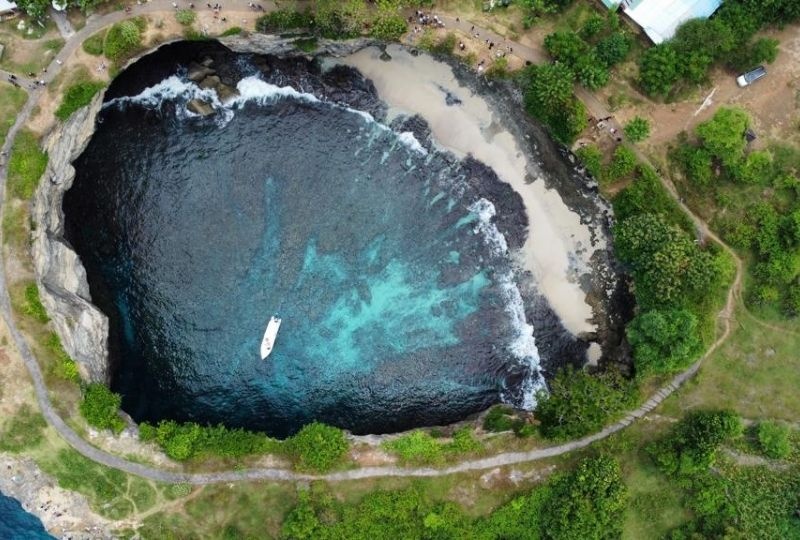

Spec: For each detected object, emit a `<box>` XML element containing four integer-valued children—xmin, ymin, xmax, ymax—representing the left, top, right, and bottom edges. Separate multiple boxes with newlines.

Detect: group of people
<box><xmin>409</xmin><ymin>10</ymin><xmax>446</xmax><ymax>30</ymax></box>
<box><xmin>247</xmin><ymin>2</ymin><xmax>264</xmax><ymax>11</ymax></box>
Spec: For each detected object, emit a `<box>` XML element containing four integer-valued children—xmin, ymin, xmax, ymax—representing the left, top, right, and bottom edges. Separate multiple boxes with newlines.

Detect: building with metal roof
<box><xmin>0</xmin><ymin>0</ymin><xmax>18</xmax><ymax>14</ymax></box>
<box><xmin>621</xmin><ymin>0</ymin><xmax>723</xmax><ymax>44</ymax></box>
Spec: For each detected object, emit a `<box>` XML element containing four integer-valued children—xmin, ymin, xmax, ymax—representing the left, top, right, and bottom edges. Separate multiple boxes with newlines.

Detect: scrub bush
<box><xmin>624</xmin><ymin>116</ymin><xmax>650</xmax><ymax>143</ymax></box>
<box><xmin>287</xmin><ymin>422</ymin><xmax>348</xmax><ymax>472</ymax></box>
<box><xmin>55</xmin><ymin>81</ymin><xmax>106</xmax><ymax>121</ymax></box>
<box><xmin>256</xmin><ymin>9</ymin><xmax>313</xmax><ymax>32</ymax></box>
<box><xmin>757</xmin><ymin>420</ymin><xmax>791</xmax><ymax>459</ymax></box>
<box><xmin>139</xmin><ymin>420</ymin><xmax>279</xmax><ymax>461</ymax></box>
<box><xmin>82</xmin><ymin>31</ymin><xmax>105</xmax><ymax>56</ymax></box>
<box><xmin>22</xmin><ymin>282</ymin><xmax>49</xmax><ymax>323</ymax></box>
<box><xmin>175</xmin><ymin>9</ymin><xmax>196</xmax><ymax>26</ymax></box>
<box><xmin>7</xmin><ymin>129</ymin><xmax>48</xmax><ymax>200</ymax></box>
<box><xmin>79</xmin><ymin>383</ymin><xmax>125</xmax><ymax>434</ymax></box>
<box><xmin>103</xmin><ymin>20</ymin><xmax>143</xmax><ymax>61</ymax></box>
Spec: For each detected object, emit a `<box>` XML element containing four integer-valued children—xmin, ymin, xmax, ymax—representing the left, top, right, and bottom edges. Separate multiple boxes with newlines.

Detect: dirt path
<box><xmin>0</xmin><ymin>8</ymin><xmax>749</xmax><ymax>486</ymax></box>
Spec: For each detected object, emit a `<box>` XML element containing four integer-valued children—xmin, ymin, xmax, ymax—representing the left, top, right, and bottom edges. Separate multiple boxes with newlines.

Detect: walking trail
<box><xmin>0</xmin><ymin>6</ymin><xmax>743</xmax><ymax>485</ymax></box>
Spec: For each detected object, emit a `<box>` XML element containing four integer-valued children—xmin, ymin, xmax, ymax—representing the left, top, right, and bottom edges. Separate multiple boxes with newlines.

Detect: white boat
<box><xmin>260</xmin><ymin>316</ymin><xmax>282</xmax><ymax>360</ymax></box>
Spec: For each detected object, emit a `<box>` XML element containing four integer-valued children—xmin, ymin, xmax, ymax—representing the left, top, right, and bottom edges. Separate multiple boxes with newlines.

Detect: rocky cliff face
<box><xmin>32</xmin><ymin>93</ymin><xmax>109</xmax><ymax>383</ymax></box>
<box><xmin>220</xmin><ymin>33</ymin><xmax>378</xmax><ymax>58</ymax></box>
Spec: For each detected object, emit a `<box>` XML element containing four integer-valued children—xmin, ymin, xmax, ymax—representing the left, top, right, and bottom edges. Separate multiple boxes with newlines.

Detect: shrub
<box><xmin>22</xmin><ymin>282</ymin><xmax>49</xmax><ymax>323</ymax></box>
<box><xmin>103</xmin><ymin>20</ymin><xmax>143</xmax><ymax>61</ymax></box>
<box><xmin>757</xmin><ymin>421</ymin><xmax>791</xmax><ymax>459</ymax></box>
<box><xmin>256</xmin><ymin>9</ymin><xmax>313</xmax><ymax>32</ymax></box>
<box><xmin>79</xmin><ymin>383</ymin><xmax>125</xmax><ymax>434</ymax></box>
<box><xmin>483</xmin><ymin>405</ymin><xmax>517</xmax><ymax>432</ymax></box>
<box><xmin>523</xmin><ymin>64</ymin><xmax>587</xmax><ymax>144</ymax></box>
<box><xmin>314</xmin><ymin>0</ymin><xmax>366</xmax><ymax>39</ymax></box>
<box><xmin>624</xmin><ymin>116</ymin><xmax>650</xmax><ymax>143</ymax></box>
<box><xmin>576</xmin><ymin>144</ymin><xmax>603</xmax><ymax>179</ymax></box>
<box><xmin>370</xmin><ymin>0</ymin><xmax>407</xmax><ymax>41</ymax></box>
<box><xmin>595</xmin><ymin>32</ymin><xmax>632</xmax><ymax>67</ymax></box>
<box><xmin>175</xmin><ymin>9</ymin><xmax>196</xmax><ymax>26</ymax></box>
<box><xmin>638</xmin><ymin>44</ymin><xmax>680</xmax><ymax>97</ymax></box>
<box><xmin>535</xmin><ymin>366</ymin><xmax>638</xmax><ymax>440</ymax></box>
<box><xmin>46</xmin><ymin>332</ymin><xmax>80</xmax><ymax>383</ymax></box>
<box><xmin>7</xmin><ymin>129</ymin><xmax>48</xmax><ymax>200</ymax></box>
<box><xmin>542</xmin><ymin>455</ymin><xmax>628</xmax><ymax>540</ymax></box>
<box><xmin>695</xmin><ymin>107</ymin><xmax>749</xmax><ymax>168</ymax></box>
<box><xmin>55</xmin><ymin>81</ymin><xmax>105</xmax><ymax>121</ymax></box>
<box><xmin>140</xmin><ymin>420</ymin><xmax>278</xmax><ymax>461</ymax></box>
<box><xmin>647</xmin><ymin>409</ymin><xmax>742</xmax><ymax>476</ymax></box>
<box><xmin>605</xmin><ymin>145</ymin><xmax>637</xmax><ymax>182</ymax></box>
<box><xmin>219</xmin><ymin>26</ymin><xmax>242</xmax><ymax>37</ymax></box>
<box><xmin>627</xmin><ymin>308</ymin><xmax>704</xmax><ymax>377</ymax></box>
<box><xmin>287</xmin><ymin>422</ymin><xmax>348</xmax><ymax>472</ymax></box>
<box><xmin>82</xmin><ymin>31</ymin><xmax>105</xmax><ymax>56</ymax></box>
<box><xmin>384</xmin><ymin>430</ymin><xmax>443</xmax><ymax>463</ymax></box>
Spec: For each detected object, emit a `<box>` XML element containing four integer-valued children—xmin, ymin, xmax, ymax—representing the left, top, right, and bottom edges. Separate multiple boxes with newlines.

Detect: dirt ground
<box><xmin>605</xmin><ymin>25</ymin><xmax>800</xmax><ymax>153</ymax></box>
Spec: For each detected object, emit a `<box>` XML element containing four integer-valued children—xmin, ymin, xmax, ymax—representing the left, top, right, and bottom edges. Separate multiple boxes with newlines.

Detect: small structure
<box><xmin>0</xmin><ymin>0</ymin><xmax>18</xmax><ymax>16</ymax></box>
<box><xmin>620</xmin><ymin>0</ymin><xmax>723</xmax><ymax>44</ymax></box>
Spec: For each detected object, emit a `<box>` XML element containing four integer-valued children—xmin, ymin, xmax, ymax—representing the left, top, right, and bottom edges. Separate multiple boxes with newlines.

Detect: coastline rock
<box><xmin>187</xmin><ymin>98</ymin><xmax>215</xmax><ymax>116</ymax></box>
<box><xmin>32</xmin><ymin>94</ymin><xmax>109</xmax><ymax>383</ymax></box>
<box><xmin>221</xmin><ymin>33</ymin><xmax>378</xmax><ymax>59</ymax></box>
<box><xmin>187</xmin><ymin>60</ymin><xmax>215</xmax><ymax>82</ymax></box>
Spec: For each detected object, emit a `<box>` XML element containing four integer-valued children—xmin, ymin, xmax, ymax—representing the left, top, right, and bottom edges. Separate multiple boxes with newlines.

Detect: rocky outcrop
<box><xmin>220</xmin><ymin>33</ymin><xmax>378</xmax><ymax>59</ymax></box>
<box><xmin>187</xmin><ymin>98</ymin><xmax>215</xmax><ymax>116</ymax></box>
<box><xmin>32</xmin><ymin>93</ymin><xmax>109</xmax><ymax>383</ymax></box>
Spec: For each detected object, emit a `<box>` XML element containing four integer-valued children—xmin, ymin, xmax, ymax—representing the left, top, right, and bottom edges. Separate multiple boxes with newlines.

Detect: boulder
<box><xmin>187</xmin><ymin>61</ymin><xmax>215</xmax><ymax>82</ymax></box>
<box><xmin>198</xmin><ymin>75</ymin><xmax>221</xmax><ymax>89</ymax></box>
<box><xmin>187</xmin><ymin>98</ymin><xmax>215</xmax><ymax>116</ymax></box>
<box><xmin>215</xmin><ymin>83</ymin><xmax>239</xmax><ymax>102</ymax></box>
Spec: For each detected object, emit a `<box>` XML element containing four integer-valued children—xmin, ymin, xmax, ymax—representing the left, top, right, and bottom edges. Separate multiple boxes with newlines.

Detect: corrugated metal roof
<box><xmin>600</xmin><ymin>0</ymin><xmax>622</xmax><ymax>8</ymax></box>
<box><xmin>623</xmin><ymin>0</ymin><xmax>723</xmax><ymax>44</ymax></box>
<box><xmin>0</xmin><ymin>0</ymin><xmax>18</xmax><ymax>11</ymax></box>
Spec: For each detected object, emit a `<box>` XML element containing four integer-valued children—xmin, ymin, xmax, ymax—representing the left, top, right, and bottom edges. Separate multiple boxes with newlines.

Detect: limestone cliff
<box><xmin>32</xmin><ymin>93</ymin><xmax>109</xmax><ymax>383</ymax></box>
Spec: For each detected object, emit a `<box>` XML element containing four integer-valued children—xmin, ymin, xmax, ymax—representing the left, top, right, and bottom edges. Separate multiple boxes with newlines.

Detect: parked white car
<box><xmin>736</xmin><ymin>66</ymin><xmax>767</xmax><ymax>87</ymax></box>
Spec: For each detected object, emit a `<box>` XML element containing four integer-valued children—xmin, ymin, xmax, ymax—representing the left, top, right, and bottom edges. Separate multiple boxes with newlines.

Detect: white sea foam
<box><xmin>469</xmin><ymin>198</ymin><xmax>546</xmax><ymax>409</ymax></box>
<box><xmin>105</xmin><ymin>74</ymin><xmax>430</xmax><ymax>156</ymax></box>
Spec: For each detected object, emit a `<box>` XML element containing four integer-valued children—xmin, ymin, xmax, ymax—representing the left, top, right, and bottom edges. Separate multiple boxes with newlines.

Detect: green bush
<box><xmin>175</xmin><ymin>8</ymin><xmax>196</xmax><ymax>26</ymax></box>
<box><xmin>140</xmin><ymin>419</ymin><xmax>278</xmax><ymax>461</ymax></box>
<box><xmin>370</xmin><ymin>0</ymin><xmax>407</xmax><ymax>41</ymax></box>
<box><xmin>22</xmin><ymin>282</ymin><xmax>49</xmax><ymax>323</ymax></box>
<box><xmin>522</xmin><ymin>63</ymin><xmax>587</xmax><ymax>144</ymax></box>
<box><xmin>627</xmin><ymin>308</ymin><xmax>704</xmax><ymax>377</ymax></box>
<box><xmin>79</xmin><ymin>383</ymin><xmax>125</xmax><ymax>434</ymax></box>
<box><xmin>624</xmin><ymin>116</ymin><xmax>650</xmax><ymax>143</ymax></box>
<box><xmin>605</xmin><ymin>145</ymin><xmax>637</xmax><ymax>182</ymax></box>
<box><xmin>103</xmin><ymin>20</ymin><xmax>143</xmax><ymax>61</ymax></box>
<box><xmin>757</xmin><ymin>421</ymin><xmax>791</xmax><ymax>459</ymax></box>
<box><xmin>535</xmin><ymin>366</ymin><xmax>638</xmax><ymax>440</ymax></box>
<box><xmin>383</xmin><ymin>430</ymin><xmax>443</xmax><ymax>464</ymax></box>
<box><xmin>483</xmin><ymin>405</ymin><xmax>517</xmax><ymax>432</ymax></box>
<box><xmin>7</xmin><ymin>129</ymin><xmax>48</xmax><ymax>200</ymax></box>
<box><xmin>287</xmin><ymin>422</ymin><xmax>348</xmax><ymax>472</ymax></box>
<box><xmin>647</xmin><ymin>409</ymin><xmax>742</xmax><ymax>476</ymax></box>
<box><xmin>576</xmin><ymin>144</ymin><xmax>603</xmax><ymax>180</ymax></box>
<box><xmin>219</xmin><ymin>26</ymin><xmax>242</xmax><ymax>37</ymax></box>
<box><xmin>82</xmin><ymin>31</ymin><xmax>106</xmax><ymax>56</ymax></box>
<box><xmin>256</xmin><ymin>9</ymin><xmax>313</xmax><ymax>32</ymax></box>
<box><xmin>55</xmin><ymin>81</ymin><xmax>105</xmax><ymax>121</ymax></box>
<box><xmin>46</xmin><ymin>332</ymin><xmax>80</xmax><ymax>382</ymax></box>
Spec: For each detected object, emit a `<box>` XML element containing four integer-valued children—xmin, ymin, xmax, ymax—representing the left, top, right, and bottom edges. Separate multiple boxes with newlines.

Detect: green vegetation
<box><xmin>543</xmin><ymin>12</ymin><xmax>631</xmax><ymax>90</ymax></box>
<box><xmin>139</xmin><ymin>419</ymin><xmax>279</xmax><ymax>461</ymax></box>
<box><xmin>287</xmin><ymin>421</ymin><xmax>349</xmax><ymax>472</ymax></box>
<box><xmin>314</xmin><ymin>0</ymin><xmax>366</xmax><ymax>39</ymax></box>
<box><xmin>0</xmin><ymin>83</ymin><xmax>27</xmax><ymax>146</ymax></box>
<box><xmin>418</xmin><ymin>30</ymin><xmax>457</xmax><ymax>55</ymax></box>
<box><xmin>535</xmin><ymin>366</ymin><xmax>638</xmax><ymax>440</ymax></box>
<box><xmin>757</xmin><ymin>420</ymin><xmax>791</xmax><ymax>459</ymax></box>
<box><xmin>256</xmin><ymin>8</ymin><xmax>314</xmax><ymax>33</ymax></box>
<box><xmin>626</xmin><ymin>308</ymin><xmax>703</xmax><ymax>378</ymax></box>
<box><xmin>219</xmin><ymin>26</ymin><xmax>243</xmax><ymax>37</ymax></box>
<box><xmin>21</xmin><ymin>282</ymin><xmax>49</xmax><ymax>323</ymax></box>
<box><xmin>79</xmin><ymin>383</ymin><xmax>125</xmax><ymax>433</ymax></box>
<box><xmin>624</xmin><ymin>116</ymin><xmax>650</xmax><ymax>143</ymax></box>
<box><xmin>103</xmin><ymin>19</ymin><xmax>144</xmax><ymax>62</ymax></box>
<box><xmin>7</xmin><ymin>129</ymin><xmax>48</xmax><ymax>200</ymax></box>
<box><xmin>0</xmin><ymin>404</ymin><xmax>47</xmax><ymax>452</ymax></box>
<box><xmin>521</xmin><ymin>63</ymin><xmax>587</xmax><ymax>144</ymax></box>
<box><xmin>383</xmin><ymin>427</ymin><xmax>482</xmax><ymax>464</ymax></box>
<box><xmin>281</xmin><ymin>454</ymin><xmax>626</xmax><ymax>539</ymax></box>
<box><xmin>483</xmin><ymin>404</ymin><xmax>528</xmax><ymax>434</ymax></box>
<box><xmin>575</xmin><ymin>144</ymin><xmax>603</xmax><ymax>179</ymax></box>
<box><xmin>55</xmin><ymin>80</ymin><xmax>105</xmax><ymax>121</ymax></box>
<box><xmin>46</xmin><ymin>332</ymin><xmax>80</xmax><ymax>383</ymax></box>
<box><xmin>370</xmin><ymin>0</ymin><xmax>407</xmax><ymax>41</ymax></box>
<box><xmin>82</xmin><ymin>31</ymin><xmax>106</xmax><ymax>56</ymax></box>
<box><xmin>518</xmin><ymin>0</ymin><xmax>575</xmax><ymax>28</ymax></box>
<box><xmin>175</xmin><ymin>9</ymin><xmax>196</xmax><ymax>26</ymax></box>
<box><xmin>648</xmin><ymin>410</ymin><xmax>742</xmax><ymax>476</ymax></box>
<box><xmin>671</xmin><ymin>107</ymin><xmax>800</xmax><ymax>316</ymax></box>
<box><xmin>638</xmin><ymin>0</ymin><xmax>799</xmax><ymax>98</ymax></box>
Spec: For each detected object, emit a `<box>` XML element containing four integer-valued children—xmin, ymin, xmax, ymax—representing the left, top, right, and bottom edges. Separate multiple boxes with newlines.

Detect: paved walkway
<box><xmin>50</xmin><ymin>7</ymin><xmax>76</xmax><ymax>40</ymax></box>
<box><xmin>0</xmin><ymin>6</ymin><xmax>741</xmax><ymax>485</ymax></box>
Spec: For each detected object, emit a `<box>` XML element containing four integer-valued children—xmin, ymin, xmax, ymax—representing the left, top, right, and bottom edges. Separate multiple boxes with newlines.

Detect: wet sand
<box><xmin>339</xmin><ymin>45</ymin><xmax>599</xmax><ymax>336</ymax></box>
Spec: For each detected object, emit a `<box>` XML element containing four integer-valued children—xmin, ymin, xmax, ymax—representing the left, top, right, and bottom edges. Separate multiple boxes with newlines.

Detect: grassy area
<box><xmin>55</xmin><ymin>79</ymin><xmax>106</xmax><ymax>121</ymax></box>
<box><xmin>7</xmin><ymin>128</ymin><xmax>47</xmax><ymax>200</ymax></box>
<box><xmin>0</xmin><ymin>82</ymin><xmax>27</xmax><ymax>146</ymax></box>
